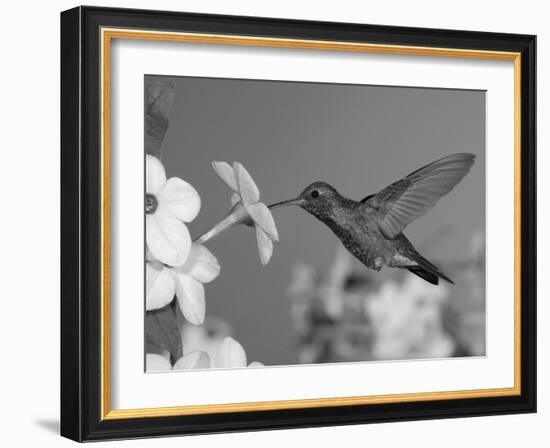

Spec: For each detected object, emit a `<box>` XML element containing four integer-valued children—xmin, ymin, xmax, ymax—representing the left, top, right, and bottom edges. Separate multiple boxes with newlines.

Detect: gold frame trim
<box><xmin>100</xmin><ymin>28</ymin><xmax>522</xmax><ymax>420</ymax></box>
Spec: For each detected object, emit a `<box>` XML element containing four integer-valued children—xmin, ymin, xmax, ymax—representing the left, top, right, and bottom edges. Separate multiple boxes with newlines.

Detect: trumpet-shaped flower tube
<box><xmin>196</xmin><ymin>161</ymin><xmax>279</xmax><ymax>265</ymax></box>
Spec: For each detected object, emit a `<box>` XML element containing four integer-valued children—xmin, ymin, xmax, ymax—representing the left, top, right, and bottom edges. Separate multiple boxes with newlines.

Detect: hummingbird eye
<box><xmin>311</xmin><ymin>190</ymin><xmax>319</xmax><ymax>198</ymax></box>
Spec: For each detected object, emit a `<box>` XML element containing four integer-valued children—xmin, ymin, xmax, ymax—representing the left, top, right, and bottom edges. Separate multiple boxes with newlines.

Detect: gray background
<box><xmin>156</xmin><ymin>75</ymin><xmax>485</xmax><ymax>365</ymax></box>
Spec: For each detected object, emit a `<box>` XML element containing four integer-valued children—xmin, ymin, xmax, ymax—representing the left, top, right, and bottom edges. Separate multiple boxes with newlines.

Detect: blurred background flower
<box><xmin>147</xmin><ymin>335</ymin><xmax>262</xmax><ymax>371</ymax></box>
<box><xmin>364</xmin><ymin>275</ymin><xmax>453</xmax><ymax>360</ymax></box>
<box><xmin>211</xmin><ymin>337</ymin><xmax>264</xmax><ymax>368</ymax></box>
<box><xmin>146</xmin><ymin>351</ymin><xmax>210</xmax><ymax>372</ymax></box>
<box><xmin>287</xmin><ymin>231</ymin><xmax>485</xmax><ymax>364</ymax></box>
<box><xmin>178</xmin><ymin>318</ymin><xmax>263</xmax><ymax>369</ymax></box>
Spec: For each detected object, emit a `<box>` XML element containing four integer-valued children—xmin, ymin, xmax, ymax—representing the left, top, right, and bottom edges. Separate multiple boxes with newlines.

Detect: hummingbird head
<box><xmin>269</xmin><ymin>181</ymin><xmax>342</xmax><ymax>220</ymax></box>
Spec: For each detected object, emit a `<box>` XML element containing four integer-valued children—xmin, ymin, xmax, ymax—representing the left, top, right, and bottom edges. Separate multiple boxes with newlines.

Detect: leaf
<box><xmin>145</xmin><ymin>301</ymin><xmax>183</xmax><ymax>363</ymax></box>
<box><xmin>145</xmin><ymin>78</ymin><xmax>176</xmax><ymax>159</ymax></box>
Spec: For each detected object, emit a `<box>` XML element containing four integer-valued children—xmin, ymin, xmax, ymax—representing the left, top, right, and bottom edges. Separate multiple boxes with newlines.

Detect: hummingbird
<box><xmin>270</xmin><ymin>153</ymin><xmax>476</xmax><ymax>285</ymax></box>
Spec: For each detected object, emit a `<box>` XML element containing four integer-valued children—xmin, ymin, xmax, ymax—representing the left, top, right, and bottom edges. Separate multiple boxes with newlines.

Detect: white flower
<box><xmin>196</xmin><ymin>161</ymin><xmax>278</xmax><ymax>266</ymax></box>
<box><xmin>180</xmin><ymin>316</ymin><xmax>232</xmax><ymax>357</ymax></box>
<box><xmin>146</xmin><ymin>260</ymin><xmax>176</xmax><ymax>309</ymax></box>
<box><xmin>364</xmin><ymin>275</ymin><xmax>453</xmax><ymax>360</ymax></box>
<box><xmin>146</xmin><ymin>155</ymin><xmax>201</xmax><ymax>266</ymax></box>
<box><xmin>146</xmin><ymin>243</ymin><xmax>220</xmax><ymax>325</ymax></box>
<box><xmin>146</xmin><ymin>351</ymin><xmax>210</xmax><ymax>372</ymax></box>
<box><xmin>211</xmin><ymin>337</ymin><xmax>263</xmax><ymax>369</ymax></box>
<box><xmin>146</xmin><ymin>337</ymin><xmax>262</xmax><ymax>371</ymax></box>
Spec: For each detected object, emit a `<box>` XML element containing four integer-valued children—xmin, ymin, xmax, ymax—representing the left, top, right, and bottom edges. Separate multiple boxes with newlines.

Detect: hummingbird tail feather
<box><xmin>393</xmin><ymin>234</ymin><xmax>454</xmax><ymax>285</ymax></box>
<box><xmin>408</xmin><ymin>266</ymin><xmax>440</xmax><ymax>285</ymax></box>
<box><xmin>410</xmin><ymin>254</ymin><xmax>454</xmax><ymax>285</ymax></box>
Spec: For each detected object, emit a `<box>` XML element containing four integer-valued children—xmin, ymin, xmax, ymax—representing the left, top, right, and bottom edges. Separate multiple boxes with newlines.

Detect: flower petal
<box><xmin>255</xmin><ymin>226</ymin><xmax>273</xmax><ymax>266</ymax></box>
<box><xmin>234</xmin><ymin>162</ymin><xmax>260</xmax><ymax>205</ymax></box>
<box><xmin>157</xmin><ymin>177</ymin><xmax>201</xmax><ymax>222</ymax></box>
<box><xmin>212</xmin><ymin>337</ymin><xmax>247</xmax><ymax>369</ymax></box>
<box><xmin>146</xmin><ymin>213</ymin><xmax>191</xmax><ymax>266</ymax></box>
<box><xmin>176</xmin><ymin>243</ymin><xmax>220</xmax><ymax>283</ymax></box>
<box><xmin>173</xmin><ymin>351</ymin><xmax>210</xmax><ymax>370</ymax></box>
<box><xmin>146</xmin><ymin>155</ymin><xmax>167</xmax><ymax>195</ymax></box>
<box><xmin>145</xmin><ymin>246</ymin><xmax>155</xmax><ymax>261</ymax></box>
<box><xmin>247</xmin><ymin>202</ymin><xmax>279</xmax><ymax>241</ymax></box>
<box><xmin>174</xmin><ymin>272</ymin><xmax>205</xmax><ymax>325</ymax></box>
<box><xmin>230</xmin><ymin>193</ymin><xmax>241</xmax><ymax>207</ymax></box>
<box><xmin>212</xmin><ymin>161</ymin><xmax>238</xmax><ymax>191</ymax></box>
<box><xmin>146</xmin><ymin>353</ymin><xmax>172</xmax><ymax>372</ymax></box>
<box><xmin>146</xmin><ymin>261</ymin><xmax>176</xmax><ymax>311</ymax></box>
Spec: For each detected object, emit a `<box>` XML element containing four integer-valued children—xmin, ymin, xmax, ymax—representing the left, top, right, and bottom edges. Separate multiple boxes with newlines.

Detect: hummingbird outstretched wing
<box><xmin>361</xmin><ymin>153</ymin><xmax>476</xmax><ymax>238</ymax></box>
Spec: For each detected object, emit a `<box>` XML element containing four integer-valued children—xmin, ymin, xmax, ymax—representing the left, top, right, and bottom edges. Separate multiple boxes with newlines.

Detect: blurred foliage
<box><xmin>287</xmin><ymin>230</ymin><xmax>486</xmax><ymax>364</ymax></box>
<box><xmin>145</xmin><ymin>301</ymin><xmax>183</xmax><ymax>363</ymax></box>
<box><xmin>145</xmin><ymin>77</ymin><xmax>175</xmax><ymax>159</ymax></box>
<box><xmin>180</xmin><ymin>315</ymin><xmax>233</xmax><ymax>360</ymax></box>
<box><xmin>144</xmin><ymin>77</ymin><xmax>181</xmax><ymax>364</ymax></box>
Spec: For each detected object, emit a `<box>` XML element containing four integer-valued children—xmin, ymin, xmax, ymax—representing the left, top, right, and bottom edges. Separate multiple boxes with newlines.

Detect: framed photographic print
<box><xmin>60</xmin><ymin>6</ymin><xmax>536</xmax><ymax>442</ymax></box>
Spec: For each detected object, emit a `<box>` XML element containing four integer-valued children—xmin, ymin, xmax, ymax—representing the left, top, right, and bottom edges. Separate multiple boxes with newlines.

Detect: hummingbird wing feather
<box><xmin>363</xmin><ymin>153</ymin><xmax>475</xmax><ymax>238</ymax></box>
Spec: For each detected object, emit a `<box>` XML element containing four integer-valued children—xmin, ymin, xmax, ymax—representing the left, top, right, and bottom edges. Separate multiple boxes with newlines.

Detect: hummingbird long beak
<box><xmin>268</xmin><ymin>197</ymin><xmax>302</xmax><ymax>209</ymax></box>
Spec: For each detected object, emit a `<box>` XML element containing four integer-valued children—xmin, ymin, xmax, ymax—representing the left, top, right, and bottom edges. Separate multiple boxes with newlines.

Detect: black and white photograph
<box><xmin>144</xmin><ymin>75</ymin><xmax>486</xmax><ymax>372</ymax></box>
<box><xmin>55</xmin><ymin>4</ymin><xmax>537</xmax><ymax>442</ymax></box>
<box><xmin>0</xmin><ymin>0</ymin><xmax>545</xmax><ymax>445</ymax></box>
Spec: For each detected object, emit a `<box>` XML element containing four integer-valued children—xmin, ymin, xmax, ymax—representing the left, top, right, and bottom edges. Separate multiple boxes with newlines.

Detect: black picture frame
<box><xmin>61</xmin><ymin>5</ymin><xmax>536</xmax><ymax>442</ymax></box>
